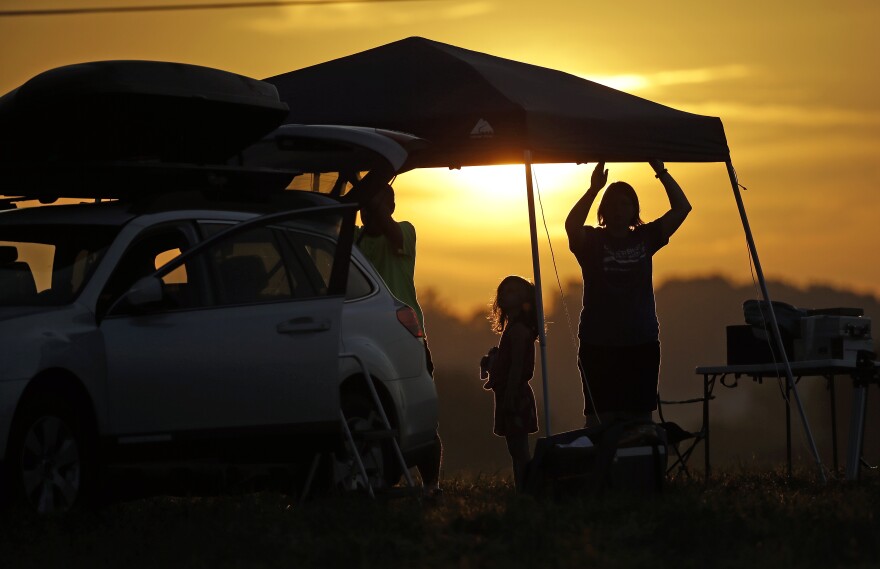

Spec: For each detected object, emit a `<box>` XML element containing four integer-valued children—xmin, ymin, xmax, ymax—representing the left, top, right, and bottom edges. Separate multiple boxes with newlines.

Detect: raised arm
<box><xmin>650</xmin><ymin>160</ymin><xmax>692</xmax><ymax>240</ymax></box>
<box><xmin>566</xmin><ymin>162</ymin><xmax>608</xmax><ymax>252</ymax></box>
<box><xmin>363</xmin><ymin>190</ymin><xmax>404</xmax><ymax>251</ymax></box>
<box><xmin>350</xmin><ymin>172</ymin><xmax>404</xmax><ymax>251</ymax></box>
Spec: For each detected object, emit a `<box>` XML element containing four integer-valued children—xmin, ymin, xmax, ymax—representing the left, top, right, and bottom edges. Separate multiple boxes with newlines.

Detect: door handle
<box><xmin>276</xmin><ymin>317</ymin><xmax>331</xmax><ymax>334</ymax></box>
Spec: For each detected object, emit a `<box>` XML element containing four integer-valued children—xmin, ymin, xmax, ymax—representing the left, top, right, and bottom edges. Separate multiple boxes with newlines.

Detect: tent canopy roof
<box><xmin>267</xmin><ymin>37</ymin><xmax>729</xmax><ymax>169</ymax></box>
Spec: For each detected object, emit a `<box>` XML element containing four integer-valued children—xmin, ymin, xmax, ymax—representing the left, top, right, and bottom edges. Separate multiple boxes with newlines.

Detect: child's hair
<box><xmin>597</xmin><ymin>181</ymin><xmax>645</xmax><ymax>229</ymax></box>
<box><xmin>489</xmin><ymin>275</ymin><xmax>539</xmax><ymax>335</ymax></box>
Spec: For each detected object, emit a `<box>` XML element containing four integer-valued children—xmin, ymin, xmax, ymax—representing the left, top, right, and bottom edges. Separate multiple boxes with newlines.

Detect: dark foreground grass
<box><xmin>1</xmin><ymin>469</ymin><xmax>878</xmax><ymax>569</ymax></box>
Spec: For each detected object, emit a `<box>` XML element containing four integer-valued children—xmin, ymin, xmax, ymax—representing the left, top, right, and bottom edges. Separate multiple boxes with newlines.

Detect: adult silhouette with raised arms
<box><xmin>566</xmin><ymin>161</ymin><xmax>692</xmax><ymax>428</ymax></box>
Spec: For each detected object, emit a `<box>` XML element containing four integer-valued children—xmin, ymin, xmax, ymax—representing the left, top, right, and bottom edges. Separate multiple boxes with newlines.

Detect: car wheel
<box><xmin>9</xmin><ymin>396</ymin><xmax>94</xmax><ymax>514</ymax></box>
<box><xmin>332</xmin><ymin>393</ymin><xmax>400</xmax><ymax>492</ymax></box>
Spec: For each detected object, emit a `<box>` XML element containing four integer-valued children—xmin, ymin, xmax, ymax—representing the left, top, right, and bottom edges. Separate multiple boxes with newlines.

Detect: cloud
<box><xmin>577</xmin><ymin>65</ymin><xmax>880</xmax><ymax>128</ymax></box>
<box><xmin>579</xmin><ymin>64</ymin><xmax>752</xmax><ymax>91</ymax></box>
<box><xmin>672</xmin><ymin>101</ymin><xmax>880</xmax><ymax>127</ymax></box>
<box><xmin>245</xmin><ymin>1</ymin><xmax>495</xmax><ymax>33</ymax></box>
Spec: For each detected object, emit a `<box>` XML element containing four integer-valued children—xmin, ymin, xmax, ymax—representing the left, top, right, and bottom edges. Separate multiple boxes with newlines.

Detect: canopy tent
<box><xmin>267</xmin><ymin>37</ymin><xmax>825</xmax><ymax>479</ymax></box>
<box><xmin>266</xmin><ymin>37</ymin><xmax>728</xmax><ymax>169</ymax></box>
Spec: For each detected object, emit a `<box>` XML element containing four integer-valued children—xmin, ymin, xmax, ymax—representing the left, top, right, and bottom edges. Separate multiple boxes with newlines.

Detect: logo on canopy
<box><xmin>470</xmin><ymin>119</ymin><xmax>494</xmax><ymax>139</ymax></box>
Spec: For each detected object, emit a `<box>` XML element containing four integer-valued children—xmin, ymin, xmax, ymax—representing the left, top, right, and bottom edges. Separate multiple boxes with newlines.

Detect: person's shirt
<box><xmin>571</xmin><ymin>220</ymin><xmax>669</xmax><ymax>346</ymax></box>
<box><xmin>355</xmin><ymin>220</ymin><xmax>425</xmax><ymax>332</ymax></box>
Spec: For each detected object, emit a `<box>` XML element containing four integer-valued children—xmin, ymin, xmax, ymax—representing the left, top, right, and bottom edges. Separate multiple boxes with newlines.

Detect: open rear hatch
<box><xmin>238</xmin><ymin>124</ymin><xmax>426</xmax><ymax>196</ymax></box>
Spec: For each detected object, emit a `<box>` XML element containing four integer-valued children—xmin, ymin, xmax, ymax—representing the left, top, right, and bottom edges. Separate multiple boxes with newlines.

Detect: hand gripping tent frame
<box><xmin>266</xmin><ymin>37</ymin><xmax>826</xmax><ymax>480</ymax></box>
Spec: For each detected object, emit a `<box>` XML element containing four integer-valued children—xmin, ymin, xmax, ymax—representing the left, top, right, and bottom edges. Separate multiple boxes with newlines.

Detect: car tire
<box><xmin>333</xmin><ymin>391</ymin><xmax>401</xmax><ymax>492</ymax></box>
<box><xmin>8</xmin><ymin>394</ymin><xmax>96</xmax><ymax>514</ymax></box>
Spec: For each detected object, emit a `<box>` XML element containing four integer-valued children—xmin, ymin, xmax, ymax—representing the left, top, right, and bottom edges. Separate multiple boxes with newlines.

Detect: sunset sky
<box><xmin>2</xmin><ymin>0</ymin><xmax>878</xmax><ymax>317</ymax></box>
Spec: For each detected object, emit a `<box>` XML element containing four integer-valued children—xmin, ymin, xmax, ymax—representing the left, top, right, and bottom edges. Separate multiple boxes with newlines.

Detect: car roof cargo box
<box><xmin>0</xmin><ymin>60</ymin><xmax>289</xmax><ymax>165</ymax></box>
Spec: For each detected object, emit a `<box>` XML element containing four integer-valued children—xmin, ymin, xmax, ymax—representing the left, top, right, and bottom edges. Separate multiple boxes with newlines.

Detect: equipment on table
<box><xmin>727</xmin><ymin>301</ymin><xmax>873</xmax><ymax>365</ymax></box>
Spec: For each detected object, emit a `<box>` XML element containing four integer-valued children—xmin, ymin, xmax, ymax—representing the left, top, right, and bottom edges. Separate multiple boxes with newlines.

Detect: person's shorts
<box><xmin>578</xmin><ymin>341</ymin><xmax>660</xmax><ymax>416</ymax></box>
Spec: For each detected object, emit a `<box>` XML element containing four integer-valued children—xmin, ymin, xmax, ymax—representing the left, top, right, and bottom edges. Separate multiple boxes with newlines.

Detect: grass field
<box><xmin>1</xmin><ymin>468</ymin><xmax>878</xmax><ymax>569</ymax></box>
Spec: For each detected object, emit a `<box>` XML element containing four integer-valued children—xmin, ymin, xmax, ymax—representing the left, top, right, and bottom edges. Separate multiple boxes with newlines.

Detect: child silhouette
<box><xmin>482</xmin><ymin>275</ymin><xmax>540</xmax><ymax>491</ymax></box>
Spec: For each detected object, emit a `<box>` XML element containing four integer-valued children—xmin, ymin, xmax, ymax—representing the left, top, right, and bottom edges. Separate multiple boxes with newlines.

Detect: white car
<box><xmin>0</xmin><ymin>61</ymin><xmax>439</xmax><ymax>513</ymax></box>
<box><xmin>0</xmin><ymin>193</ymin><xmax>438</xmax><ymax>512</ymax></box>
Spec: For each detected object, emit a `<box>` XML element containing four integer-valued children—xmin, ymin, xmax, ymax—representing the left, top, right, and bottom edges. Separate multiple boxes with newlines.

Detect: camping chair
<box><xmin>656</xmin><ymin>391</ymin><xmax>713</xmax><ymax>479</ymax></box>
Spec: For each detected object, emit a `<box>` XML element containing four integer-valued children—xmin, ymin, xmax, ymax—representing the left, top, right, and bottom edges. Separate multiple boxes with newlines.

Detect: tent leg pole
<box><xmin>525</xmin><ymin>150</ymin><xmax>552</xmax><ymax>435</ymax></box>
<box><xmin>726</xmin><ymin>160</ymin><xmax>826</xmax><ymax>483</ymax></box>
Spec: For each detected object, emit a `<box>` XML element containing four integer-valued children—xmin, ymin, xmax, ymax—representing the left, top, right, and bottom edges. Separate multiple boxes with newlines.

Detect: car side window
<box><xmin>279</xmin><ymin>229</ymin><xmax>372</xmax><ymax>300</ymax></box>
<box><xmin>279</xmin><ymin>230</ymin><xmax>342</xmax><ymax>296</ymax></box>
<box><xmin>344</xmin><ymin>262</ymin><xmax>374</xmax><ymax>300</ymax></box>
<box><xmin>199</xmin><ymin>224</ymin><xmax>297</xmax><ymax>306</ymax></box>
<box><xmin>100</xmin><ymin>224</ymin><xmax>205</xmax><ymax>316</ymax></box>
<box><xmin>285</xmin><ymin>231</ymin><xmax>334</xmax><ymax>294</ymax></box>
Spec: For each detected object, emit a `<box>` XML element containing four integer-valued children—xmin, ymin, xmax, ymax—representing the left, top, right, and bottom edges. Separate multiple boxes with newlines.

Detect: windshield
<box><xmin>0</xmin><ymin>224</ymin><xmax>119</xmax><ymax>306</ymax></box>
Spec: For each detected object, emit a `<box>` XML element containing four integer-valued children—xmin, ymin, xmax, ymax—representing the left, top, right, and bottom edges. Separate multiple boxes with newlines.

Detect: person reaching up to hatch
<box><xmin>354</xmin><ymin>181</ymin><xmax>442</xmax><ymax>496</ymax></box>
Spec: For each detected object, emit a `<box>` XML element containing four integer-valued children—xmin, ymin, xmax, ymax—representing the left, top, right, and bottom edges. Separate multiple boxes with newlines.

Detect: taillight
<box><xmin>396</xmin><ymin>306</ymin><xmax>424</xmax><ymax>338</ymax></box>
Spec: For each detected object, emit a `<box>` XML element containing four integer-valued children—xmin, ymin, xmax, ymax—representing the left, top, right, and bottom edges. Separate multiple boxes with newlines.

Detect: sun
<box><xmin>446</xmin><ymin>163</ymin><xmax>585</xmax><ymax>199</ymax></box>
<box><xmin>397</xmin><ymin>163</ymin><xmax>586</xmax><ymax>217</ymax></box>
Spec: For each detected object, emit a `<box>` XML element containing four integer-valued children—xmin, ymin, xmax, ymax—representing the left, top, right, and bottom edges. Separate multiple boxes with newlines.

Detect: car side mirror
<box><xmin>123</xmin><ymin>276</ymin><xmax>164</xmax><ymax>308</ymax></box>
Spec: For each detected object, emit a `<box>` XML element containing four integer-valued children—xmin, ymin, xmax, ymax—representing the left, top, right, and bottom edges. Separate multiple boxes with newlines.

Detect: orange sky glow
<box><xmin>2</xmin><ymin>0</ymin><xmax>878</xmax><ymax>317</ymax></box>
